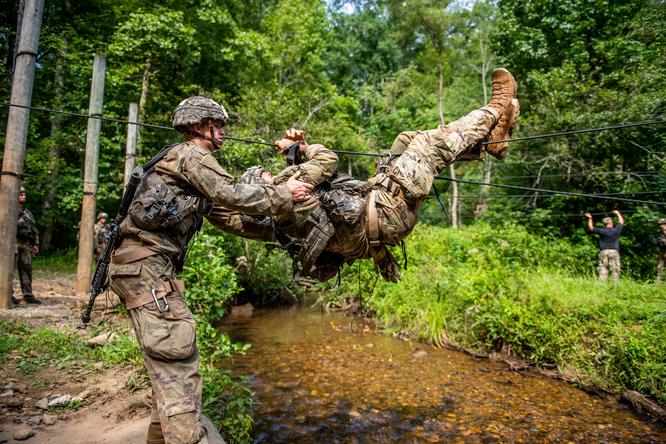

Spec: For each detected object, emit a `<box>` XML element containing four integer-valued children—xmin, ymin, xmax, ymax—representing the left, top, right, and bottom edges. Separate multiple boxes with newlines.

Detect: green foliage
<box><xmin>332</xmin><ymin>224</ymin><xmax>666</xmax><ymax>403</ymax></box>
<box><xmin>181</xmin><ymin>226</ymin><xmax>255</xmax><ymax>442</ymax></box>
<box><xmin>182</xmin><ymin>229</ymin><xmax>241</xmax><ymax>321</ymax></box>
<box><xmin>0</xmin><ymin>320</ymin><xmax>141</xmax><ymax>373</ymax></box>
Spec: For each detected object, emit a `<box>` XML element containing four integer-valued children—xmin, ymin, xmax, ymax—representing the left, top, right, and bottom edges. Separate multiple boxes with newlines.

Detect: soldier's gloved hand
<box><xmin>287</xmin><ymin>172</ymin><xmax>314</xmax><ymax>202</ymax></box>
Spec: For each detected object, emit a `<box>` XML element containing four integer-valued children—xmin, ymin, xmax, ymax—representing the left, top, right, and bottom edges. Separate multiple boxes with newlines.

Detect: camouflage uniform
<box><xmin>16</xmin><ymin>206</ymin><xmax>39</xmax><ymax>300</ymax></box>
<box><xmin>94</xmin><ymin>220</ymin><xmax>111</xmax><ymax>259</ymax></box>
<box><xmin>656</xmin><ymin>223</ymin><xmax>666</xmax><ymax>283</ymax></box>
<box><xmin>219</xmin><ymin>106</ymin><xmax>499</xmax><ymax>281</ymax></box>
<box><xmin>110</xmin><ymin>98</ymin><xmax>293</xmax><ymax>444</ymax></box>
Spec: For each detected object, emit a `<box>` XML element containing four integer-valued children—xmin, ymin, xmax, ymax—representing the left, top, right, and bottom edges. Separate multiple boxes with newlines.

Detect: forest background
<box><xmin>0</xmin><ymin>0</ymin><xmax>664</xmax><ymax>277</ymax></box>
<box><xmin>1</xmin><ymin>0</ymin><xmax>666</xmax><ymax>439</ymax></box>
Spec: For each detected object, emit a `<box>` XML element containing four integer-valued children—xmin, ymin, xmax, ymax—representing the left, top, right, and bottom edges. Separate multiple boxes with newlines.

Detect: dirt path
<box><xmin>0</xmin><ymin>271</ymin><xmax>151</xmax><ymax>444</ymax></box>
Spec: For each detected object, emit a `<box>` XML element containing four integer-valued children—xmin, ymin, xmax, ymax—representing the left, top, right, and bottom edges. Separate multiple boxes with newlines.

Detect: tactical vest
<box><xmin>283</xmin><ymin>173</ymin><xmax>370</xmax><ymax>281</ymax></box>
<box><xmin>17</xmin><ymin>208</ymin><xmax>36</xmax><ymax>242</ymax></box>
<box><xmin>128</xmin><ymin>168</ymin><xmax>212</xmax><ymax>270</ymax></box>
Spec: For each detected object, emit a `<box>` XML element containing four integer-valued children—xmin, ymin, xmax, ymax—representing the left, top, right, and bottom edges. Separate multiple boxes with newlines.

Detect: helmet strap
<box><xmin>208</xmin><ymin>121</ymin><xmax>220</xmax><ymax>150</ymax></box>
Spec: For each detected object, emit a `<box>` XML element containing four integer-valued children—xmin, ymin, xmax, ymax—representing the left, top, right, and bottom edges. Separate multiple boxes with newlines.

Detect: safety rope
<box><xmin>2</xmin><ymin>101</ymin><xmax>664</xmax><ymax>151</ymax></box>
<box><xmin>2</xmin><ymin>101</ymin><xmax>664</xmax><ymax>206</ymax></box>
<box><xmin>434</xmin><ymin>177</ymin><xmax>666</xmax><ymax>206</ymax></box>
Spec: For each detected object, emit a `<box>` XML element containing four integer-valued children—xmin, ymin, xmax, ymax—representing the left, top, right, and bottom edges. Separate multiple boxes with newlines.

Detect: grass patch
<box><xmin>33</xmin><ymin>249</ymin><xmax>78</xmax><ymax>275</ymax></box>
<box><xmin>0</xmin><ymin>320</ymin><xmax>141</xmax><ymax>374</ymax></box>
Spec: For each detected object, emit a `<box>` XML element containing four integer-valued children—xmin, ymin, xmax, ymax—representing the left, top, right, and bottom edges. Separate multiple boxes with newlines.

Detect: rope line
<box><xmin>2</xmin><ymin>101</ymin><xmax>665</xmax><ymax>153</ymax></box>
<box><xmin>434</xmin><ymin>176</ymin><xmax>666</xmax><ymax>206</ymax></box>
<box><xmin>497</xmin><ymin>171</ymin><xmax>660</xmax><ymax>179</ymax></box>
<box><xmin>427</xmin><ymin>190</ymin><xmax>666</xmax><ymax>199</ymax></box>
<box><xmin>3</xmin><ymin>101</ymin><xmax>663</xmax><ymax>205</ymax></box>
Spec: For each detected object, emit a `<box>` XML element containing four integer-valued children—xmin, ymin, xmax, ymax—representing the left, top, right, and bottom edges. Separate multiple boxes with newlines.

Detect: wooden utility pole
<box><xmin>0</xmin><ymin>0</ymin><xmax>44</xmax><ymax>309</ymax></box>
<box><xmin>76</xmin><ymin>55</ymin><xmax>106</xmax><ymax>297</ymax></box>
<box><xmin>123</xmin><ymin>102</ymin><xmax>138</xmax><ymax>187</ymax></box>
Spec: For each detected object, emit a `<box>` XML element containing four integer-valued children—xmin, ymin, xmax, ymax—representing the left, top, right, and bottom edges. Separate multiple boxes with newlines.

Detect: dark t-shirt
<box><xmin>593</xmin><ymin>224</ymin><xmax>623</xmax><ymax>251</ymax></box>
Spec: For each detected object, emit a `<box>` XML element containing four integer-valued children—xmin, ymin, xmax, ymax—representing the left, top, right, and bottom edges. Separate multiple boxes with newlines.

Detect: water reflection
<box><xmin>221</xmin><ymin>305</ymin><xmax>664</xmax><ymax>443</ymax></box>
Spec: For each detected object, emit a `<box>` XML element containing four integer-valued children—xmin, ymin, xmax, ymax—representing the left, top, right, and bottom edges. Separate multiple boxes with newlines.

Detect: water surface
<box><xmin>221</xmin><ymin>306</ymin><xmax>664</xmax><ymax>443</ymax></box>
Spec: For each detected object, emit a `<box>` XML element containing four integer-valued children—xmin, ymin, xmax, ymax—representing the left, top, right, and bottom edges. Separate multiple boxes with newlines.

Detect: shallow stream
<box><xmin>221</xmin><ymin>305</ymin><xmax>664</xmax><ymax>443</ymax></box>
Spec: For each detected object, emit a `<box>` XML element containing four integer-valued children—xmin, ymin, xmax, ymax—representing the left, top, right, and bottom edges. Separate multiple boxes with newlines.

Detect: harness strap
<box><xmin>376</xmin><ymin>174</ymin><xmax>405</xmax><ymax>199</ymax></box>
<box><xmin>125</xmin><ymin>279</ymin><xmax>185</xmax><ymax>310</ymax></box>
<box><xmin>112</xmin><ymin>246</ymin><xmax>160</xmax><ymax>264</ymax></box>
<box><xmin>366</xmin><ymin>190</ymin><xmax>380</xmax><ymax>247</ymax></box>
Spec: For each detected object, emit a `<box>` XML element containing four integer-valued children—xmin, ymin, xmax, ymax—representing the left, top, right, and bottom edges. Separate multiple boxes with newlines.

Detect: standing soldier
<box><xmin>656</xmin><ymin>218</ymin><xmax>666</xmax><ymax>284</ymax></box>
<box><xmin>15</xmin><ymin>187</ymin><xmax>41</xmax><ymax>304</ymax></box>
<box><xmin>93</xmin><ymin>212</ymin><xmax>111</xmax><ymax>260</ymax></box>
<box><xmin>585</xmin><ymin>210</ymin><xmax>624</xmax><ymax>282</ymax></box>
<box><xmin>108</xmin><ymin>96</ymin><xmax>312</xmax><ymax>444</ymax></box>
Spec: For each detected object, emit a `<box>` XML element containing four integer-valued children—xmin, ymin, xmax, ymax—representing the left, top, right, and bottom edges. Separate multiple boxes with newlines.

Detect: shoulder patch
<box><xmin>200</xmin><ymin>154</ymin><xmax>234</xmax><ymax>180</ymax></box>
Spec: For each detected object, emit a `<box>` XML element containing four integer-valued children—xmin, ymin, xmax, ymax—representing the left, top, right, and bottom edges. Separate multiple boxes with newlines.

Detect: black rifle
<box><xmin>80</xmin><ymin>167</ymin><xmax>143</xmax><ymax>326</ymax></box>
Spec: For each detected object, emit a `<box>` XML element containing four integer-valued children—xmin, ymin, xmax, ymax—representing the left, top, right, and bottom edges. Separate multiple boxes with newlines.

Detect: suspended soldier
<box><xmin>93</xmin><ymin>212</ymin><xmax>111</xmax><ymax>260</ymax></box>
<box><xmin>656</xmin><ymin>218</ymin><xmax>666</xmax><ymax>284</ymax></box>
<box><xmin>14</xmin><ymin>187</ymin><xmax>41</xmax><ymax>305</ymax></box>
<box><xmin>107</xmin><ymin>96</ymin><xmax>312</xmax><ymax>444</ymax></box>
<box><xmin>216</xmin><ymin>68</ymin><xmax>520</xmax><ymax>282</ymax></box>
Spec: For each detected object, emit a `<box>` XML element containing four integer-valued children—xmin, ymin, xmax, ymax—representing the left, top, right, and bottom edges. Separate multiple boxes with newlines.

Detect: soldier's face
<box><xmin>661</xmin><ymin>224</ymin><xmax>666</xmax><ymax>233</ymax></box>
<box><xmin>192</xmin><ymin>121</ymin><xmax>224</xmax><ymax>145</ymax></box>
<box><xmin>18</xmin><ymin>192</ymin><xmax>26</xmax><ymax>203</ymax></box>
<box><xmin>99</xmin><ymin>218</ymin><xmax>106</xmax><ymax>224</ymax></box>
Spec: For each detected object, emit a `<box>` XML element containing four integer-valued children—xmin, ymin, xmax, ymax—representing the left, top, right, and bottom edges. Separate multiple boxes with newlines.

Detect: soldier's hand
<box><xmin>286</xmin><ymin>172</ymin><xmax>314</xmax><ymax>202</ymax></box>
<box><xmin>274</xmin><ymin>137</ymin><xmax>295</xmax><ymax>153</ymax></box>
<box><xmin>284</xmin><ymin>128</ymin><xmax>305</xmax><ymax>141</ymax></box>
<box><xmin>584</xmin><ymin>213</ymin><xmax>592</xmax><ymax>219</ymax></box>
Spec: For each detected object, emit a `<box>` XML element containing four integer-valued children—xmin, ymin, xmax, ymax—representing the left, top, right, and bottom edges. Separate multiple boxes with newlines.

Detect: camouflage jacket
<box><xmin>17</xmin><ymin>206</ymin><xmax>39</xmax><ymax>247</ymax></box>
<box><xmin>94</xmin><ymin>222</ymin><xmax>111</xmax><ymax>252</ymax></box>
<box><xmin>208</xmin><ymin>144</ymin><xmax>339</xmax><ymax>241</ymax></box>
<box><xmin>116</xmin><ymin>141</ymin><xmax>293</xmax><ymax>259</ymax></box>
<box><xmin>213</xmin><ymin>143</ymin><xmax>371</xmax><ymax>260</ymax></box>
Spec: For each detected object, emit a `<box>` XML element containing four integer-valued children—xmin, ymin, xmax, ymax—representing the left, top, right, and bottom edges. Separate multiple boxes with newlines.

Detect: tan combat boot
<box><xmin>484</xmin><ymin>68</ymin><xmax>519</xmax><ymax>160</ymax></box>
<box><xmin>146</xmin><ymin>422</ymin><xmax>165</xmax><ymax>444</ymax></box>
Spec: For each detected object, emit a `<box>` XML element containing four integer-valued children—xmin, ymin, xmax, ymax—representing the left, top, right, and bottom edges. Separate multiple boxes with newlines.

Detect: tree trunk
<box><xmin>137</xmin><ymin>57</ymin><xmax>151</xmax><ymax>154</ymax></box>
<box><xmin>41</xmin><ymin>30</ymin><xmax>68</xmax><ymax>253</ymax></box>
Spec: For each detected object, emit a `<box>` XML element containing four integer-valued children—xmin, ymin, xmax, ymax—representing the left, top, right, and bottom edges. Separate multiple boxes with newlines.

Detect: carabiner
<box><xmin>151</xmin><ymin>288</ymin><xmax>170</xmax><ymax>313</ymax></box>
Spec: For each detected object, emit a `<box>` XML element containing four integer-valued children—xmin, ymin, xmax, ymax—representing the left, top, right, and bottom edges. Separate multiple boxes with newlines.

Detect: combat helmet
<box><xmin>172</xmin><ymin>96</ymin><xmax>228</xmax><ymax>132</ymax></box>
<box><xmin>659</xmin><ymin>218</ymin><xmax>666</xmax><ymax>226</ymax></box>
<box><xmin>18</xmin><ymin>186</ymin><xmax>26</xmax><ymax>194</ymax></box>
<box><xmin>97</xmin><ymin>212</ymin><xmax>108</xmax><ymax>221</ymax></box>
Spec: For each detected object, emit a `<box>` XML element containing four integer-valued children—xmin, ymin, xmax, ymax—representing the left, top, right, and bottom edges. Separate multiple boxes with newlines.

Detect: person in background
<box><xmin>585</xmin><ymin>210</ymin><xmax>624</xmax><ymax>282</ymax></box>
<box><xmin>15</xmin><ymin>187</ymin><xmax>41</xmax><ymax>305</ymax></box>
<box><xmin>93</xmin><ymin>212</ymin><xmax>111</xmax><ymax>260</ymax></box>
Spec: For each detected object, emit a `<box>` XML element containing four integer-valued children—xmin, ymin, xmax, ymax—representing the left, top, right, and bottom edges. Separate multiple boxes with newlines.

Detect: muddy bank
<box><xmin>0</xmin><ymin>271</ymin><xmax>152</xmax><ymax>444</ymax></box>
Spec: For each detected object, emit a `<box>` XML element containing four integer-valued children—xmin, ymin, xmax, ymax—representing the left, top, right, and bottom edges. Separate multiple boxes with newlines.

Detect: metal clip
<box><xmin>376</xmin><ymin>152</ymin><xmax>394</xmax><ymax>174</ymax></box>
<box><xmin>151</xmin><ymin>288</ymin><xmax>170</xmax><ymax>313</ymax></box>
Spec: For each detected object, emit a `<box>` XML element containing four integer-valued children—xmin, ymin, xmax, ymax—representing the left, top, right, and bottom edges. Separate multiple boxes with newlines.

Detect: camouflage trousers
<box><xmin>598</xmin><ymin>249</ymin><xmax>621</xmax><ymax>283</ymax></box>
<box><xmin>657</xmin><ymin>251</ymin><xmax>666</xmax><ymax>283</ymax></box>
<box><xmin>109</xmin><ymin>254</ymin><xmax>206</xmax><ymax>444</ymax></box>
<box><xmin>375</xmin><ymin>107</ymin><xmax>498</xmax><ymax>245</ymax></box>
<box><xmin>15</xmin><ymin>244</ymin><xmax>34</xmax><ymax>298</ymax></box>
